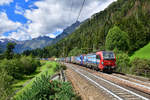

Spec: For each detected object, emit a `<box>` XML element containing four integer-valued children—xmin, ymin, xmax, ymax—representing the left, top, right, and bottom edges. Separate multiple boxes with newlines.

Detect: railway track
<box><xmin>112</xmin><ymin>73</ymin><xmax>150</xmax><ymax>87</ymax></box>
<box><xmin>66</xmin><ymin>63</ymin><xmax>150</xmax><ymax>100</ymax></box>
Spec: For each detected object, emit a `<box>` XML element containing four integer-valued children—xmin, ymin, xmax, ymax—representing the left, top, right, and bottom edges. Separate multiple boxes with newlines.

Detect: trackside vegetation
<box><xmin>115</xmin><ymin>51</ymin><xmax>150</xmax><ymax>78</ymax></box>
<box><xmin>0</xmin><ymin>42</ymin><xmax>79</xmax><ymax>100</ymax></box>
<box><xmin>0</xmin><ymin>56</ymin><xmax>41</xmax><ymax>100</ymax></box>
<box><xmin>13</xmin><ymin>61</ymin><xmax>80</xmax><ymax>100</ymax></box>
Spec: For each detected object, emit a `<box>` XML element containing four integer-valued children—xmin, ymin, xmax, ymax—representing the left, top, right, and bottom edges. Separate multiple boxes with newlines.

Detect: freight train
<box><xmin>58</xmin><ymin>51</ymin><xmax>116</xmax><ymax>73</ymax></box>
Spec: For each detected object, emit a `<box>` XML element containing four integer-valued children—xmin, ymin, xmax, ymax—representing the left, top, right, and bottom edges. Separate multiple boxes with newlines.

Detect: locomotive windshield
<box><xmin>103</xmin><ymin>52</ymin><xmax>115</xmax><ymax>60</ymax></box>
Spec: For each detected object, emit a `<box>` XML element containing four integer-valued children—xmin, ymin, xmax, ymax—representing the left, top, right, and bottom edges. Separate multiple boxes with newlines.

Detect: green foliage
<box><xmin>0</xmin><ymin>54</ymin><xmax>4</xmax><ymax>60</ymax></box>
<box><xmin>14</xmin><ymin>68</ymin><xmax>77</xmax><ymax>100</ymax></box>
<box><xmin>20</xmin><ymin>56</ymin><xmax>41</xmax><ymax>75</ymax></box>
<box><xmin>105</xmin><ymin>26</ymin><xmax>129</xmax><ymax>51</ymax></box>
<box><xmin>0</xmin><ymin>69</ymin><xmax>13</xmax><ymax>100</ymax></box>
<box><xmin>14</xmin><ymin>72</ymin><xmax>51</xmax><ymax>100</ymax></box>
<box><xmin>13</xmin><ymin>62</ymin><xmax>57</xmax><ymax>99</ymax></box>
<box><xmin>4</xmin><ymin>42</ymin><xmax>16</xmax><ymax>59</ymax></box>
<box><xmin>61</xmin><ymin>64</ymin><xmax>67</xmax><ymax>70</ymax></box>
<box><xmin>0</xmin><ymin>56</ymin><xmax>41</xmax><ymax>100</ymax></box>
<box><xmin>116</xmin><ymin>53</ymin><xmax>131</xmax><ymax>73</ymax></box>
<box><xmin>54</xmin><ymin>64</ymin><xmax>67</xmax><ymax>72</ymax></box>
<box><xmin>0</xmin><ymin>56</ymin><xmax>40</xmax><ymax>79</ymax></box>
<box><xmin>131</xmin><ymin>58</ymin><xmax>150</xmax><ymax>77</ymax></box>
<box><xmin>68</xmin><ymin>47</ymin><xmax>82</xmax><ymax>56</ymax></box>
<box><xmin>47</xmin><ymin>81</ymin><xmax>77</xmax><ymax>100</ymax></box>
<box><xmin>0</xmin><ymin>47</ymin><xmax>2</xmax><ymax>53</ymax></box>
<box><xmin>0</xmin><ymin>59</ymin><xmax>23</xmax><ymax>79</ymax></box>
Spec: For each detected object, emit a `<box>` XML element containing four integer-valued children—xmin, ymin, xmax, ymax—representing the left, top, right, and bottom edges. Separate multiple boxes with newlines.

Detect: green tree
<box><xmin>68</xmin><ymin>47</ymin><xmax>82</xmax><ymax>56</ymax></box>
<box><xmin>116</xmin><ymin>53</ymin><xmax>130</xmax><ymax>73</ymax></box>
<box><xmin>4</xmin><ymin>43</ymin><xmax>16</xmax><ymax>59</ymax></box>
<box><xmin>105</xmin><ymin>26</ymin><xmax>129</xmax><ymax>51</ymax></box>
<box><xmin>0</xmin><ymin>47</ymin><xmax>2</xmax><ymax>53</ymax></box>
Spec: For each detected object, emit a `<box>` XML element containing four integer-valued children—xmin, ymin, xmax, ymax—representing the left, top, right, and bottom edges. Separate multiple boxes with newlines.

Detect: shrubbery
<box><xmin>0</xmin><ymin>69</ymin><xmax>13</xmax><ymax>100</ymax></box>
<box><xmin>115</xmin><ymin>52</ymin><xmax>131</xmax><ymax>73</ymax></box>
<box><xmin>131</xmin><ymin>58</ymin><xmax>150</xmax><ymax>77</ymax></box>
<box><xmin>14</xmin><ymin>71</ymin><xmax>79</xmax><ymax>100</ymax></box>
<box><xmin>0</xmin><ymin>56</ymin><xmax>41</xmax><ymax>100</ymax></box>
<box><xmin>115</xmin><ymin>52</ymin><xmax>150</xmax><ymax>78</ymax></box>
<box><xmin>20</xmin><ymin>56</ymin><xmax>41</xmax><ymax>75</ymax></box>
<box><xmin>54</xmin><ymin>63</ymin><xmax>67</xmax><ymax>72</ymax></box>
<box><xmin>0</xmin><ymin>59</ymin><xmax>23</xmax><ymax>79</ymax></box>
<box><xmin>0</xmin><ymin>56</ymin><xmax>40</xmax><ymax>79</ymax></box>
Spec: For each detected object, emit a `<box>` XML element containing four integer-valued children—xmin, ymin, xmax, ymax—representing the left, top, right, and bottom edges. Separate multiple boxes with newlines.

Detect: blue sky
<box><xmin>0</xmin><ymin>0</ymin><xmax>116</xmax><ymax>41</ymax></box>
<box><xmin>0</xmin><ymin>0</ymin><xmax>38</xmax><ymax>38</ymax></box>
<box><xmin>0</xmin><ymin>0</ymin><xmax>40</xmax><ymax>24</ymax></box>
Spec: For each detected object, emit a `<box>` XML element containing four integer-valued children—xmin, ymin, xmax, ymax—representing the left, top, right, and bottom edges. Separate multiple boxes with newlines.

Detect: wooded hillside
<box><xmin>24</xmin><ymin>0</ymin><xmax>150</xmax><ymax>58</ymax></box>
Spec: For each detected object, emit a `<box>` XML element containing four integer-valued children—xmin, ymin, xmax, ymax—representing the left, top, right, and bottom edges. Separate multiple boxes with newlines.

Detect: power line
<box><xmin>76</xmin><ymin>0</ymin><xmax>86</xmax><ymax>22</ymax></box>
<box><xmin>69</xmin><ymin>0</ymin><xmax>73</xmax><ymax>21</ymax></box>
<box><xmin>56</xmin><ymin>0</ymin><xmax>59</xmax><ymax>4</ymax></box>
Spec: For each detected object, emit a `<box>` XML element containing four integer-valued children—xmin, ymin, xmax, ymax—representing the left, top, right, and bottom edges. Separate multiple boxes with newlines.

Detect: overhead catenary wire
<box><xmin>69</xmin><ymin>0</ymin><xmax>73</xmax><ymax>21</ymax></box>
<box><xmin>76</xmin><ymin>0</ymin><xmax>86</xmax><ymax>22</ymax></box>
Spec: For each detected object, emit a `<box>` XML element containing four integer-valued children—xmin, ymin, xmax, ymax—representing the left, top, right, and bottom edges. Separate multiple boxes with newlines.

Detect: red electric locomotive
<box><xmin>96</xmin><ymin>51</ymin><xmax>116</xmax><ymax>72</ymax></box>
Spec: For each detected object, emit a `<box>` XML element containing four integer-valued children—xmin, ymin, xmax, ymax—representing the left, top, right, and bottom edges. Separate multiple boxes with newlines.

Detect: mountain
<box><xmin>51</xmin><ymin>21</ymin><xmax>80</xmax><ymax>44</ymax></box>
<box><xmin>0</xmin><ymin>36</ymin><xmax>54</xmax><ymax>53</ymax></box>
<box><xmin>14</xmin><ymin>36</ymin><xmax>54</xmax><ymax>53</ymax></box>
<box><xmin>0</xmin><ymin>38</ymin><xmax>20</xmax><ymax>53</ymax></box>
<box><xmin>0</xmin><ymin>21</ymin><xmax>81</xmax><ymax>53</ymax></box>
<box><xmin>24</xmin><ymin>0</ymin><xmax>150</xmax><ymax>57</ymax></box>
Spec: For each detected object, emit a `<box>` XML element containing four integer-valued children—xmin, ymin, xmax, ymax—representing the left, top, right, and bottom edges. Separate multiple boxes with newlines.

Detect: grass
<box><xmin>12</xmin><ymin>66</ymin><xmax>41</xmax><ymax>91</ymax></box>
<box><xmin>13</xmin><ymin>61</ymin><xmax>58</xmax><ymax>99</ymax></box>
<box><xmin>130</xmin><ymin>43</ymin><xmax>150</xmax><ymax>60</ymax></box>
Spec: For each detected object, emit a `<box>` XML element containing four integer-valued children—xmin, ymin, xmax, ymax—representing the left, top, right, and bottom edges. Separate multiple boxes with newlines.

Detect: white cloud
<box><xmin>0</xmin><ymin>12</ymin><xmax>22</xmax><ymax>34</ymax></box>
<box><xmin>8</xmin><ymin>31</ymin><xmax>31</xmax><ymax>41</ymax></box>
<box><xmin>15</xmin><ymin>4</ymin><xmax>25</xmax><ymax>15</ymax></box>
<box><xmin>6</xmin><ymin>23</ymin><xmax>31</xmax><ymax>41</ymax></box>
<box><xmin>25</xmin><ymin>0</ymin><xmax>29</xmax><ymax>2</ymax></box>
<box><xmin>22</xmin><ymin>0</ymin><xmax>116</xmax><ymax>39</ymax></box>
<box><xmin>1</xmin><ymin>0</ymin><xmax>116</xmax><ymax>41</ymax></box>
<box><xmin>0</xmin><ymin>0</ymin><xmax>13</xmax><ymax>5</ymax></box>
<box><xmin>46</xmin><ymin>34</ymin><xmax>56</xmax><ymax>38</ymax></box>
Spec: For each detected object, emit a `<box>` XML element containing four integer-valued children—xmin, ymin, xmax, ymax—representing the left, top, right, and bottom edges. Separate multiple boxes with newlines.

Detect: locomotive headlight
<box><xmin>112</xmin><ymin>66</ymin><xmax>115</xmax><ymax>68</ymax></box>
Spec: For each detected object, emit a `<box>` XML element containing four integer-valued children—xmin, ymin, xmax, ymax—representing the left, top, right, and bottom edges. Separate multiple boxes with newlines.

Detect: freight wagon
<box><xmin>59</xmin><ymin>51</ymin><xmax>116</xmax><ymax>73</ymax></box>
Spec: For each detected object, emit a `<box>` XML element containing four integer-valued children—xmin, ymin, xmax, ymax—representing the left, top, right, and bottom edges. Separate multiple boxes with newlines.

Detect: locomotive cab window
<box><xmin>96</xmin><ymin>55</ymin><xmax>100</xmax><ymax>60</ymax></box>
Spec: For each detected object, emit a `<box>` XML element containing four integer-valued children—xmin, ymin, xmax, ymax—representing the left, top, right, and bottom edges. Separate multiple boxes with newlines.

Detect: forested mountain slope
<box><xmin>24</xmin><ymin>0</ymin><xmax>150</xmax><ymax>58</ymax></box>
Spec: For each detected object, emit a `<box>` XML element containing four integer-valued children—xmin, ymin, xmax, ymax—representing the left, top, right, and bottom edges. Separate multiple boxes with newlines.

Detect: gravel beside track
<box><xmin>65</xmin><ymin>63</ymin><xmax>150</xmax><ymax>100</ymax></box>
<box><xmin>66</xmin><ymin>68</ymin><xmax>111</xmax><ymax>100</ymax></box>
<box><xmin>112</xmin><ymin>73</ymin><xmax>150</xmax><ymax>87</ymax></box>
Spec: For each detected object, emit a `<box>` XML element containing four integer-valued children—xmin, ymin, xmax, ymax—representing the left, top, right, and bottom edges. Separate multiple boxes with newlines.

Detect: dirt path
<box><xmin>66</xmin><ymin>68</ymin><xmax>111</xmax><ymax>100</ymax></box>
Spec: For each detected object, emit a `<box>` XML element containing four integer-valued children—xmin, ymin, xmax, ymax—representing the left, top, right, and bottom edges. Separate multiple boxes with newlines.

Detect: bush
<box><xmin>116</xmin><ymin>53</ymin><xmax>131</xmax><ymax>73</ymax></box>
<box><xmin>0</xmin><ymin>56</ymin><xmax>41</xmax><ymax>79</ymax></box>
<box><xmin>20</xmin><ymin>56</ymin><xmax>39</xmax><ymax>75</ymax></box>
<box><xmin>14</xmin><ymin>72</ymin><xmax>78</xmax><ymax>100</ymax></box>
<box><xmin>0</xmin><ymin>59</ymin><xmax>23</xmax><ymax>79</ymax></box>
<box><xmin>54</xmin><ymin>64</ymin><xmax>67</xmax><ymax>72</ymax></box>
<box><xmin>131</xmin><ymin>58</ymin><xmax>150</xmax><ymax>77</ymax></box>
<box><xmin>105</xmin><ymin>26</ymin><xmax>129</xmax><ymax>51</ymax></box>
<box><xmin>0</xmin><ymin>69</ymin><xmax>13</xmax><ymax>100</ymax></box>
<box><xmin>61</xmin><ymin>64</ymin><xmax>67</xmax><ymax>70</ymax></box>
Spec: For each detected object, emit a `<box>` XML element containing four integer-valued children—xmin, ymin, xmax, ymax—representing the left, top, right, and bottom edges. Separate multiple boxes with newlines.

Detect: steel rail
<box><xmin>69</xmin><ymin>65</ymin><xmax>123</xmax><ymax>100</ymax></box>
<box><xmin>67</xmin><ymin>63</ymin><xmax>149</xmax><ymax>100</ymax></box>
